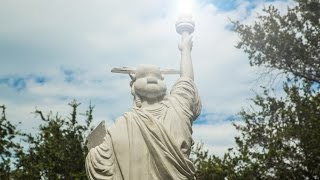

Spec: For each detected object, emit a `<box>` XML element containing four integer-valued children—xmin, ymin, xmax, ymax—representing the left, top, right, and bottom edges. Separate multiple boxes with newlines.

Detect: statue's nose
<box><xmin>147</xmin><ymin>77</ymin><xmax>158</xmax><ymax>84</ymax></box>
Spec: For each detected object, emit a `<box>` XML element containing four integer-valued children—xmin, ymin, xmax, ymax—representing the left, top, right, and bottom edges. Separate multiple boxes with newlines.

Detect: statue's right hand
<box><xmin>178</xmin><ymin>35</ymin><xmax>193</xmax><ymax>51</ymax></box>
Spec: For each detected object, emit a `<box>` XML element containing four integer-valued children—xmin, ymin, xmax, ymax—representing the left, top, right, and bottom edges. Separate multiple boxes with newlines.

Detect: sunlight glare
<box><xmin>177</xmin><ymin>0</ymin><xmax>194</xmax><ymax>15</ymax></box>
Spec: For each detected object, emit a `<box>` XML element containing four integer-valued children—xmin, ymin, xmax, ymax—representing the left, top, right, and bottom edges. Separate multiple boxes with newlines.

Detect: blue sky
<box><xmin>0</xmin><ymin>0</ymin><xmax>294</xmax><ymax>156</ymax></box>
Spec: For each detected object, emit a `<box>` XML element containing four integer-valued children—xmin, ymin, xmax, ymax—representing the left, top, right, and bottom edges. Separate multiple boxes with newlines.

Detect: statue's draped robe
<box><xmin>86</xmin><ymin>77</ymin><xmax>201</xmax><ymax>180</ymax></box>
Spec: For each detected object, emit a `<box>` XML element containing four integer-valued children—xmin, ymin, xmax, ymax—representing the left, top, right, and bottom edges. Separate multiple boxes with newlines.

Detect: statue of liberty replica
<box><xmin>85</xmin><ymin>15</ymin><xmax>201</xmax><ymax>180</ymax></box>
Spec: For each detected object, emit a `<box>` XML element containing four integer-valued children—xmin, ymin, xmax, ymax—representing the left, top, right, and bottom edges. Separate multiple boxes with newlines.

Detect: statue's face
<box><xmin>133</xmin><ymin>65</ymin><xmax>167</xmax><ymax>99</ymax></box>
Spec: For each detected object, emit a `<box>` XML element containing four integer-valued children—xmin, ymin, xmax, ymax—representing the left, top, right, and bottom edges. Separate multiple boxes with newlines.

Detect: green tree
<box><xmin>234</xmin><ymin>0</ymin><xmax>319</xmax><ymax>83</ymax></box>
<box><xmin>13</xmin><ymin>100</ymin><xmax>93</xmax><ymax>179</ymax></box>
<box><xmin>192</xmin><ymin>144</ymin><xmax>229</xmax><ymax>180</ymax></box>
<box><xmin>223</xmin><ymin>0</ymin><xmax>320</xmax><ymax>179</ymax></box>
<box><xmin>0</xmin><ymin>105</ymin><xmax>20</xmax><ymax>179</ymax></box>
<box><xmin>225</xmin><ymin>83</ymin><xmax>320</xmax><ymax>179</ymax></box>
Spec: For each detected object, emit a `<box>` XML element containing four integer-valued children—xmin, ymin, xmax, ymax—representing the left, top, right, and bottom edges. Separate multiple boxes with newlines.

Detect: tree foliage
<box><xmin>234</xmin><ymin>0</ymin><xmax>319</xmax><ymax>83</ymax></box>
<box><xmin>13</xmin><ymin>100</ymin><xmax>93</xmax><ymax>179</ymax></box>
<box><xmin>225</xmin><ymin>82</ymin><xmax>320</xmax><ymax>179</ymax></box>
<box><xmin>191</xmin><ymin>144</ymin><xmax>229</xmax><ymax>180</ymax></box>
<box><xmin>0</xmin><ymin>105</ymin><xmax>20</xmax><ymax>179</ymax></box>
<box><xmin>223</xmin><ymin>0</ymin><xmax>320</xmax><ymax>179</ymax></box>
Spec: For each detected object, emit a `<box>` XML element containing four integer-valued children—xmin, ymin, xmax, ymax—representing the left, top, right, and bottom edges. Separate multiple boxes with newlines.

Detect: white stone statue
<box><xmin>85</xmin><ymin>16</ymin><xmax>201</xmax><ymax>180</ymax></box>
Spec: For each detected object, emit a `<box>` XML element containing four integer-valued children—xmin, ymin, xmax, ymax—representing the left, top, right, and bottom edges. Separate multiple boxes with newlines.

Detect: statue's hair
<box><xmin>135</xmin><ymin>95</ymin><xmax>142</xmax><ymax>108</ymax></box>
<box><xmin>130</xmin><ymin>80</ymin><xmax>142</xmax><ymax>108</ymax></box>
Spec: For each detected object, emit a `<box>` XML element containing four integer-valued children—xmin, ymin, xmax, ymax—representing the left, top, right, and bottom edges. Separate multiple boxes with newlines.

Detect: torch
<box><xmin>175</xmin><ymin>13</ymin><xmax>195</xmax><ymax>47</ymax></box>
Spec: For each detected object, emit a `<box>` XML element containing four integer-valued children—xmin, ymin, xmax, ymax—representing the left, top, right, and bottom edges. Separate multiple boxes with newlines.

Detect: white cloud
<box><xmin>193</xmin><ymin>123</ymin><xmax>239</xmax><ymax>157</ymax></box>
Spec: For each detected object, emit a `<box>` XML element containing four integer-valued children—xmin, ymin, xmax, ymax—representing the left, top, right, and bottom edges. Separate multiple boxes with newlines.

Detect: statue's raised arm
<box><xmin>179</xmin><ymin>31</ymin><xmax>194</xmax><ymax>80</ymax></box>
<box><xmin>176</xmin><ymin>15</ymin><xmax>195</xmax><ymax>80</ymax></box>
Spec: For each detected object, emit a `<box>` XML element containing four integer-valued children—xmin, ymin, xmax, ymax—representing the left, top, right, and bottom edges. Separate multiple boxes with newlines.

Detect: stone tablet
<box><xmin>86</xmin><ymin>121</ymin><xmax>106</xmax><ymax>150</ymax></box>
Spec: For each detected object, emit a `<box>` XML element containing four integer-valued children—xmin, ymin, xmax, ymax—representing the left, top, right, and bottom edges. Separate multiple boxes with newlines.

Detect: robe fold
<box><xmin>86</xmin><ymin>77</ymin><xmax>201</xmax><ymax>180</ymax></box>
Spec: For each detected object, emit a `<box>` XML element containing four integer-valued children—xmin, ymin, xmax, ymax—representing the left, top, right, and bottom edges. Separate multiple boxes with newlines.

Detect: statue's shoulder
<box><xmin>113</xmin><ymin>110</ymin><xmax>136</xmax><ymax>123</ymax></box>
